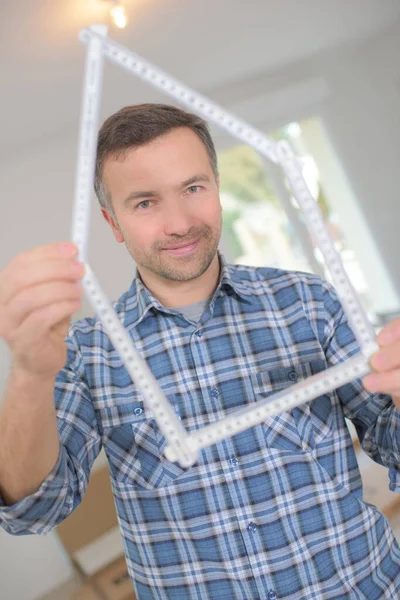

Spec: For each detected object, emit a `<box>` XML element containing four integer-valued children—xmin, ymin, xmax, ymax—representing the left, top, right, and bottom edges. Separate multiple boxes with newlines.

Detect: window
<box><xmin>218</xmin><ymin>117</ymin><xmax>399</xmax><ymax>325</ymax></box>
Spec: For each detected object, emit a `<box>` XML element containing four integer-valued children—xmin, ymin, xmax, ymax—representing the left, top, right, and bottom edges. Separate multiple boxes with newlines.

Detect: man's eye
<box><xmin>136</xmin><ymin>200</ymin><xmax>151</xmax><ymax>209</ymax></box>
<box><xmin>187</xmin><ymin>185</ymin><xmax>201</xmax><ymax>194</ymax></box>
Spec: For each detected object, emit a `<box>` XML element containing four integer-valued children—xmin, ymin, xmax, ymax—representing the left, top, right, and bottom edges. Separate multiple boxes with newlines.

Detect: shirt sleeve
<box><xmin>0</xmin><ymin>329</ymin><xmax>102</xmax><ymax>535</ymax></box>
<box><xmin>320</xmin><ymin>279</ymin><xmax>400</xmax><ymax>492</ymax></box>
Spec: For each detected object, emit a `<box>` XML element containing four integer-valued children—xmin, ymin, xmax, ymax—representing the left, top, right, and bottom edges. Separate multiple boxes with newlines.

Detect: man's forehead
<box><xmin>104</xmin><ymin>146</ymin><xmax>211</xmax><ymax>182</ymax></box>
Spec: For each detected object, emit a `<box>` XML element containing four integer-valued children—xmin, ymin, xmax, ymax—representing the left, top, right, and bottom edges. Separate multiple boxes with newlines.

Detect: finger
<box><xmin>2</xmin><ymin>281</ymin><xmax>84</xmax><ymax>335</ymax></box>
<box><xmin>377</xmin><ymin>317</ymin><xmax>400</xmax><ymax>346</ymax></box>
<box><xmin>363</xmin><ymin>370</ymin><xmax>400</xmax><ymax>395</ymax></box>
<box><xmin>369</xmin><ymin>340</ymin><xmax>400</xmax><ymax>373</ymax></box>
<box><xmin>12</xmin><ymin>299</ymin><xmax>82</xmax><ymax>350</ymax></box>
<box><xmin>15</xmin><ymin>241</ymin><xmax>78</xmax><ymax>265</ymax></box>
<box><xmin>0</xmin><ymin>241</ymin><xmax>77</xmax><ymax>303</ymax></box>
<box><xmin>0</xmin><ymin>257</ymin><xmax>85</xmax><ymax>306</ymax></box>
<box><xmin>4</xmin><ymin>241</ymin><xmax>78</xmax><ymax>275</ymax></box>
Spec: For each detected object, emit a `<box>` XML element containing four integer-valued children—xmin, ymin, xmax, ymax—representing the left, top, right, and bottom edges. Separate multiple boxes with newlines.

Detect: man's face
<box><xmin>101</xmin><ymin>127</ymin><xmax>222</xmax><ymax>283</ymax></box>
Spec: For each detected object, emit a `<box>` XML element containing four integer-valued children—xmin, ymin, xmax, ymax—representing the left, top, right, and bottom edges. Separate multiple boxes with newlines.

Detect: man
<box><xmin>0</xmin><ymin>103</ymin><xmax>400</xmax><ymax>599</ymax></box>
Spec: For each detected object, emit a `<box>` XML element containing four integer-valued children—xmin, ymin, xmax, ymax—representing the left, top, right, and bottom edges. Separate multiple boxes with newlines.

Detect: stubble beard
<box><xmin>126</xmin><ymin>224</ymin><xmax>221</xmax><ymax>283</ymax></box>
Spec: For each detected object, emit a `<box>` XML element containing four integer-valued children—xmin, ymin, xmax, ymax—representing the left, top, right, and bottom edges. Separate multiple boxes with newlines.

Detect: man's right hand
<box><xmin>0</xmin><ymin>242</ymin><xmax>85</xmax><ymax>379</ymax></box>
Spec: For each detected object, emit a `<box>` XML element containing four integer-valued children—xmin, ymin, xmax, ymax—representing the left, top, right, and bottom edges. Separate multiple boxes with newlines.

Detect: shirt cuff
<box><xmin>0</xmin><ymin>445</ymin><xmax>69</xmax><ymax>535</ymax></box>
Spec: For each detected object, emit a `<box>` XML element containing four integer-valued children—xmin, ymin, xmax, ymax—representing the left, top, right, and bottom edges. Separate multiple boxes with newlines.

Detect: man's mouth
<box><xmin>162</xmin><ymin>239</ymin><xmax>199</xmax><ymax>255</ymax></box>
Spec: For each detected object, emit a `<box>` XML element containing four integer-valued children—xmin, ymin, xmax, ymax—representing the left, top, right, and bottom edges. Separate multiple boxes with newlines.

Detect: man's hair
<box><xmin>94</xmin><ymin>103</ymin><xmax>219</xmax><ymax>217</ymax></box>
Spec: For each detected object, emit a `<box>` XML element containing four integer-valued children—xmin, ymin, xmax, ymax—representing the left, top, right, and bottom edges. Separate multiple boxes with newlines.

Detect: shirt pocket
<box><xmin>103</xmin><ymin>398</ymin><xmax>192</xmax><ymax>491</ymax></box>
<box><xmin>250</xmin><ymin>359</ymin><xmax>333</xmax><ymax>453</ymax></box>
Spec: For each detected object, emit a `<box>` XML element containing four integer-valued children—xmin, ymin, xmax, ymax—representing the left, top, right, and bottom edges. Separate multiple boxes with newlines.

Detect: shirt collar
<box><xmin>121</xmin><ymin>251</ymin><xmax>256</xmax><ymax>328</ymax></box>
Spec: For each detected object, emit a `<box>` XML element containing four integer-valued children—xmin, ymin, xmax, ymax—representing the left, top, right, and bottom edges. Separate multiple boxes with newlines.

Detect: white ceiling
<box><xmin>1</xmin><ymin>0</ymin><xmax>400</xmax><ymax>161</ymax></box>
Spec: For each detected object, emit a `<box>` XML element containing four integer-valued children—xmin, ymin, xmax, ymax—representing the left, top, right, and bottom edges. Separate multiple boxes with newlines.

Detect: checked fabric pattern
<box><xmin>2</xmin><ymin>253</ymin><xmax>400</xmax><ymax>599</ymax></box>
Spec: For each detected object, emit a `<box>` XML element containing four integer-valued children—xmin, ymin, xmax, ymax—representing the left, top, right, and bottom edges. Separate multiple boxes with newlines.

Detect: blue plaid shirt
<box><xmin>2</xmin><ymin>253</ymin><xmax>400</xmax><ymax>599</ymax></box>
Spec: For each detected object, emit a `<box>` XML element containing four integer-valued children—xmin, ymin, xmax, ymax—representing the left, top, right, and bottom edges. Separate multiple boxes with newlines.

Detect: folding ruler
<box><xmin>73</xmin><ymin>25</ymin><xmax>378</xmax><ymax>467</ymax></box>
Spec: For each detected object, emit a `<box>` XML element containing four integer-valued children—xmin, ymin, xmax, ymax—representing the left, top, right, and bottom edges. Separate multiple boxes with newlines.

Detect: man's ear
<box><xmin>100</xmin><ymin>207</ymin><xmax>124</xmax><ymax>243</ymax></box>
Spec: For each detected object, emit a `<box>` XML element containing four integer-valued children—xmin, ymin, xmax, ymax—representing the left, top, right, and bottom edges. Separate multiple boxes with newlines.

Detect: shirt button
<box><xmin>134</xmin><ymin>407</ymin><xmax>143</xmax><ymax>416</ymax></box>
<box><xmin>229</xmin><ymin>456</ymin><xmax>239</xmax><ymax>466</ymax></box>
<box><xmin>268</xmin><ymin>591</ymin><xmax>277</xmax><ymax>600</ymax></box>
<box><xmin>210</xmin><ymin>388</ymin><xmax>219</xmax><ymax>398</ymax></box>
<box><xmin>247</xmin><ymin>522</ymin><xmax>257</xmax><ymax>533</ymax></box>
<box><xmin>196</xmin><ymin>329</ymin><xmax>203</xmax><ymax>337</ymax></box>
<box><xmin>288</xmin><ymin>370</ymin><xmax>298</xmax><ymax>382</ymax></box>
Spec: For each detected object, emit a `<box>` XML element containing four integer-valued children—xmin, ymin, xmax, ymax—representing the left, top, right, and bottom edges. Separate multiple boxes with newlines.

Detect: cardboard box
<box><xmin>57</xmin><ymin>466</ymin><xmax>118</xmax><ymax>556</ymax></box>
<box><xmin>93</xmin><ymin>556</ymin><xmax>136</xmax><ymax>600</ymax></box>
<box><xmin>56</xmin><ymin>466</ymin><xmax>136</xmax><ymax>598</ymax></box>
<box><xmin>72</xmin><ymin>583</ymin><xmax>102</xmax><ymax>600</ymax></box>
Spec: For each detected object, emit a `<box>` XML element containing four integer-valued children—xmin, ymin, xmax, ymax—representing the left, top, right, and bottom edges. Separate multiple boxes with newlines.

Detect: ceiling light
<box><xmin>110</xmin><ymin>2</ymin><xmax>127</xmax><ymax>28</ymax></box>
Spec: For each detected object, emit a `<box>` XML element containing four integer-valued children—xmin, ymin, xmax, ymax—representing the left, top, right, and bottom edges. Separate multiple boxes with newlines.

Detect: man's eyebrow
<box><xmin>180</xmin><ymin>174</ymin><xmax>211</xmax><ymax>187</ymax></box>
<box><xmin>123</xmin><ymin>189</ymin><xmax>156</xmax><ymax>207</ymax></box>
<box><xmin>123</xmin><ymin>174</ymin><xmax>211</xmax><ymax>207</ymax></box>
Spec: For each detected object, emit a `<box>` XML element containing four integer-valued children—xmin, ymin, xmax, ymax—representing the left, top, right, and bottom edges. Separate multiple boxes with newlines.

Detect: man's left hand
<box><xmin>363</xmin><ymin>317</ymin><xmax>400</xmax><ymax>408</ymax></box>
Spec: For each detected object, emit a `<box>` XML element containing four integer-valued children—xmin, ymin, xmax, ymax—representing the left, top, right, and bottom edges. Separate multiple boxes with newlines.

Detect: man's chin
<box><xmin>159</xmin><ymin>253</ymin><xmax>215</xmax><ymax>282</ymax></box>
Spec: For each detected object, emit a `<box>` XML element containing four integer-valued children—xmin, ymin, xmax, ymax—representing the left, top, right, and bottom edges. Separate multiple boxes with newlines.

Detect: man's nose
<box><xmin>162</xmin><ymin>200</ymin><xmax>193</xmax><ymax>237</ymax></box>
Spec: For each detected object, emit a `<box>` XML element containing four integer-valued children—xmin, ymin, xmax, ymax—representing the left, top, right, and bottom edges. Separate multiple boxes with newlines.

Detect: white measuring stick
<box><xmin>72</xmin><ymin>27</ymin><xmax>196</xmax><ymax>467</ymax></box>
<box><xmin>72</xmin><ymin>25</ymin><xmax>107</xmax><ymax>263</ymax></box>
<box><xmin>78</xmin><ymin>28</ymin><xmax>278</xmax><ymax>165</ymax></box>
<box><xmin>74</xmin><ymin>27</ymin><xmax>378</xmax><ymax>468</ymax></box>
<box><xmin>82</xmin><ymin>264</ymin><xmax>198</xmax><ymax>468</ymax></box>
<box><xmin>165</xmin><ymin>354</ymin><xmax>370</xmax><ymax>462</ymax></box>
<box><xmin>276</xmin><ymin>141</ymin><xmax>378</xmax><ymax>359</ymax></box>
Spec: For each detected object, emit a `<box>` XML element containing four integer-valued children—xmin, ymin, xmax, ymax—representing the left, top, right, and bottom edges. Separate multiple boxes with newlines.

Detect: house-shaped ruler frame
<box><xmin>73</xmin><ymin>25</ymin><xmax>378</xmax><ymax>467</ymax></box>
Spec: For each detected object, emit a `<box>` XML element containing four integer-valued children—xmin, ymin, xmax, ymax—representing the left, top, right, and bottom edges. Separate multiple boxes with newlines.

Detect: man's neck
<box><xmin>138</xmin><ymin>254</ymin><xmax>220</xmax><ymax>308</ymax></box>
